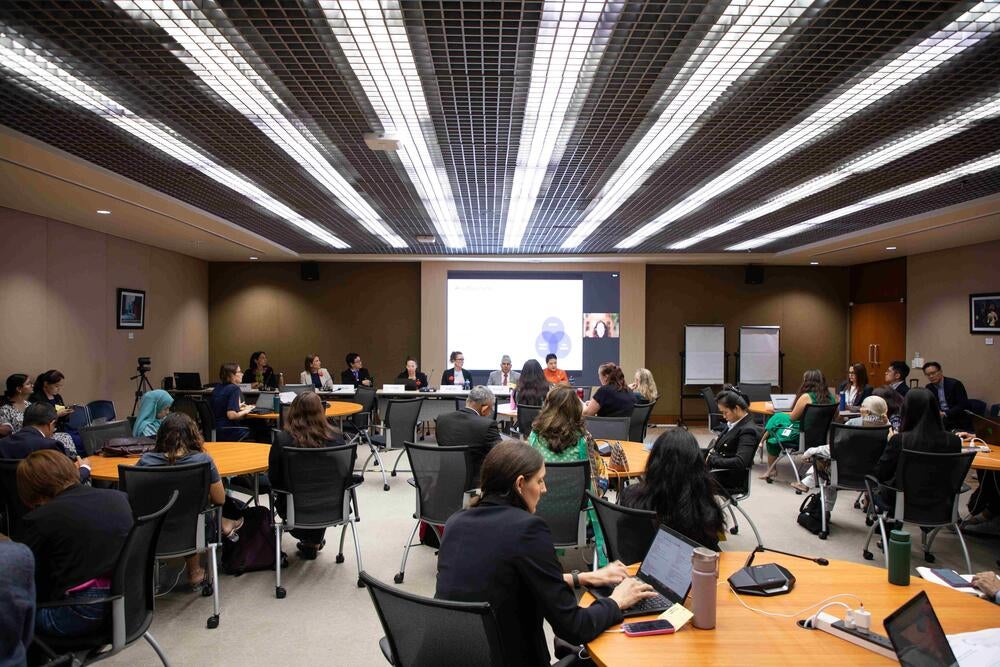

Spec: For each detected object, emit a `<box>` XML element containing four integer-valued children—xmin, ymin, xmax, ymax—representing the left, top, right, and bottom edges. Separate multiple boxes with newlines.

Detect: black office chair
<box><xmin>864</xmin><ymin>450</ymin><xmax>976</xmax><ymax>574</ymax></box>
<box><xmin>710</xmin><ymin>466</ymin><xmax>763</xmax><ymax>549</ymax></box>
<box><xmin>764</xmin><ymin>402</ymin><xmax>837</xmax><ymax>485</ymax></box>
<box><xmin>86</xmin><ymin>400</ymin><xmax>117</xmax><ymax>424</ymax></box>
<box><xmin>271</xmin><ymin>444</ymin><xmax>364</xmax><ymax>596</ymax></box>
<box><xmin>119</xmin><ymin>462</ymin><xmax>223</xmax><ymax>629</ymax></box>
<box><xmin>79</xmin><ymin>420</ymin><xmax>133</xmax><ymax>456</ymax></box>
<box><xmin>739</xmin><ymin>383</ymin><xmax>772</xmax><ymax>428</ymax></box>
<box><xmin>344</xmin><ymin>386</ymin><xmax>378</xmax><ymax>446</ymax></box>
<box><xmin>812</xmin><ymin>424</ymin><xmax>889</xmax><ymax>539</ymax></box>
<box><xmin>32</xmin><ymin>491</ymin><xmax>177</xmax><ymax>667</ymax></box>
<box><xmin>64</xmin><ymin>404</ymin><xmax>92</xmax><ymax>431</ymax></box>
<box><xmin>394</xmin><ymin>442</ymin><xmax>470</xmax><ymax>584</ymax></box>
<box><xmin>171</xmin><ymin>395</ymin><xmax>200</xmax><ymax>421</ymax></box>
<box><xmin>629</xmin><ymin>400</ymin><xmax>656</xmax><ymax>443</ymax></box>
<box><xmin>515</xmin><ymin>403</ymin><xmax>542</xmax><ymax>440</ymax></box>
<box><xmin>368</xmin><ymin>397</ymin><xmax>424</xmax><ymax>489</ymax></box>
<box><xmin>535</xmin><ymin>459</ymin><xmax>590</xmax><ymax>549</ymax></box>
<box><xmin>0</xmin><ymin>458</ymin><xmax>30</xmax><ymax>539</ymax></box>
<box><xmin>584</xmin><ymin>416</ymin><xmax>630</xmax><ymax>442</ymax></box>
<box><xmin>360</xmin><ymin>571</ymin><xmax>506</xmax><ymax>667</ymax></box>
<box><xmin>700</xmin><ymin>387</ymin><xmax>726</xmax><ymax>434</ymax></box>
<box><xmin>586</xmin><ymin>491</ymin><xmax>657</xmax><ymax>565</ymax></box>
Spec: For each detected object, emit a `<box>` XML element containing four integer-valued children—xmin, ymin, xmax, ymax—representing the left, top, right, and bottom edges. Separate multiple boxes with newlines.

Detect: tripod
<box><xmin>130</xmin><ymin>369</ymin><xmax>155</xmax><ymax>417</ymax></box>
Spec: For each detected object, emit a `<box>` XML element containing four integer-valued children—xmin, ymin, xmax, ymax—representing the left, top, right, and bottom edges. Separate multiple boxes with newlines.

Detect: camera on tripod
<box><xmin>131</xmin><ymin>357</ymin><xmax>155</xmax><ymax>416</ymax></box>
<box><xmin>136</xmin><ymin>356</ymin><xmax>152</xmax><ymax>374</ymax></box>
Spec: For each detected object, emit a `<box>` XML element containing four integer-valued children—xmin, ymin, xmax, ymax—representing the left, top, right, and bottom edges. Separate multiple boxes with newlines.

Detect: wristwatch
<box><xmin>571</xmin><ymin>569</ymin><xmax>581</xmax><ymax>589</ymax></box>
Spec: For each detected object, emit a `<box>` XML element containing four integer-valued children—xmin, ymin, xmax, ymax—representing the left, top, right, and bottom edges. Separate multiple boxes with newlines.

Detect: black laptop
<box><xmin>587</xmin><ymin>524</ymin><xmax>704</xmax><ymax>618</ymax></box>
<box><xmin>883</xmin><ymin>591</ymin><xmax>959</xmax><ymax>667</ymax></box>
<box><xmin>173</xmin><ymin>372</ymin><xmax>202</xmax><ymax>391</ymax></box>
<box><xmin>971</xmin><ymin>413</ymin><xmax>1000</xmax><ymax>446</ymax></box>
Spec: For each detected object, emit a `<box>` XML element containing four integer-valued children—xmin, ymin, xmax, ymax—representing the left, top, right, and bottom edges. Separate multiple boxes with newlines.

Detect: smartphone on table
<box><xmin>622</xmin><ymin>619</ymin><xmax>674</xmax><ymax>637</ymax></box>
<box><xmin>931</xmin><ymin>568</ymin><xmax>973</xmax><ymax>588</ymax></box>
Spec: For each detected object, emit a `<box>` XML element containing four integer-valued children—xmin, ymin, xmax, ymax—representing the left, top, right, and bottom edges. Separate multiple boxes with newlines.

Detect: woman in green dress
<box><xmin>761</xmin><ymin>369</ymin><xmax>835</xmax><ymax>482</ymax></box>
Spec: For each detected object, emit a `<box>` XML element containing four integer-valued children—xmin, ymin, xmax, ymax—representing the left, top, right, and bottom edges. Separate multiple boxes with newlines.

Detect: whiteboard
<box><xmin>739</xmin><ymin>326</ymin><xmax>780</xmax><ymax>386</ymax></box>
<box><xmin>684</xmin><ymin>325</ymin><xmax>725</xmax><ymax>385</ymax></box>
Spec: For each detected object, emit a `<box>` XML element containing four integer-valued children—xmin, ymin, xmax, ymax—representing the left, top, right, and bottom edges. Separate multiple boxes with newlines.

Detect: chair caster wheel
<box><xmin>391</xmin><ymin>471</ymin><xmax>397</xmax><ymax>477</ymax></box>
<box><xmin>201</xmin><ymin>583</ymin><xmax>213</xmax><ymax>597</ymax></box>
<box><xmin>924</xmin><ymin>552</ymin><xmax>935</xmax><ymax>563</ymax></box>
<box><xmin>336</xmin><ymin>554</ymin><xmax>345</xmax><ymax>564</ymax></box>
<box><xmin>795</xmin><ymin>490</ymin><xmax>802</xmax><ymax>496</ymax></box>
<box><xmin>863</xmin><ymin>550</ymin><xmax>874</xmax><ymax>560</ymax></box>
<box><xmin>818</xmin><ymin>531</ymin><xmax>828</xmax><ymax>540</ymax></box>
<box><xmin>383</xmin><ymin>484</ymin><xmax>390</xmax><ymax>491</ymax></box>
<box><xmin>357</xmin><ymin>578</ymin><xmax>365</xmax><ymax>588</ymax></box>
<box><xmin>207</xmin><ymin>615</ymin><xmax>219</xmax><ymax>629</ymax></box>
<box><xmin>729</xmin><ymin>527</ymin><xmax>739</xmax><ymax>535</ymax></box>
<box><xmin>275</xmin><ymin>587</ymin><xmax>286</xmax><ymax>599</ymax></box>
<box><xmin>765</xmin><ymin>477</ymin><xmax>774</xmax><ymax>484</ymax></box>
<box><xmin>394</xmin><ymin>573</ymin><xmax>404</xmax><ymax>584</ymax></box>
<box><xmin>865</xmin><ymin>518</ymin><xmax>874</xmax><ymax>526</ymax></box>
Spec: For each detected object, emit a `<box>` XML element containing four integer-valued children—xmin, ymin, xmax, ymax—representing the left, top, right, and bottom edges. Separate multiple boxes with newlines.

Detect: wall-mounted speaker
<box><xmin>745</xmin><ymin>266</ymin><xmax>764</xmax><ymax>285</ymax></box>
<box><xmin>301</xmin><ymin>261</ymin><xmax>319</xmax><ymax>281</ymax></box>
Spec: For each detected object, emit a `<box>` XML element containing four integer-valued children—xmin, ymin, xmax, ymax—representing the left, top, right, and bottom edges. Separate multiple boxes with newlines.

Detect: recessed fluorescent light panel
<box><xmin>726</xmin><ymin>151</ymin><xmax>1000</xmax><ymax>250</ymax></box>
<box><xmin>670</xmin><ymin>93</ymin><xmax>1000</xmax><ymax>249</ymax></box>
<box><xmin>619</xmin><ymin>1</ymin><xmax>1000</xmax><ymax>250</ymax></box>
<box><xmin>560</xmin><ymin>0</ymin><xmax>811</xmax><ymax>249</ymax></box>
<box><xmin>96</xmin><ymin>209</ymin><xmax>112</xmax><ymax>214</ymax></box>
<box><xmin>0</xmin><ymin>28</ymin><xmax>349</xmax><ymax>249</ymax></box>
<box><xmin>113</xmin><ymin>0</ymin><xmax>406</xmax><ymax>249</ymax></box>
<box><xmin>318</xmin><ymin>0</ymin><xmax>466</xmax><ymax>248</ymax></box>
<box><xmin>502</xmin><ymin>1</ymin><xmax>615</xmax><ymax>248</ymax></box>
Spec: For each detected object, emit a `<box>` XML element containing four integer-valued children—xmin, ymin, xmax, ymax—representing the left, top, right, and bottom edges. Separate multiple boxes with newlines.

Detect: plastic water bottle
<box><xmin>272</xmin><ymin>392</ymin><xmax>281</xmax><ymax>413</ymax></box>
<box><xmin>888</xmin><ymin>529</ymin><xmax>911</xmax><ymax>586</ymax></box>
<box><xmin>839</xmin><ymin>391</ymin><xmax>847</xmax><ymax>410</ymax></box>
<box><xmin>691</xmin><ymin>547</ymin><xmax>719</xmax><ymax>629</ymax></box>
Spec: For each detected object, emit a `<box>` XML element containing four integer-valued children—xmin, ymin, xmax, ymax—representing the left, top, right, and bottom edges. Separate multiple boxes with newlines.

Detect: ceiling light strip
<box><xmin>670</xmin><ymin>93</ymin><xmax>1000</xmax><ymax>248</ymax></box>
<box><xmin>318</xmin><ymin>0</ymin><xmax>466</xmax><ymax>248</ymax></box>
<box><xmin>0</xmin><ymin>30</ymin><xmax>349</xmax><ymax>249</ymax></box>
<box><xmin>725</xmin><ymin>151</ymin><xmax>1000</xmax><ymax>250</ymax></box>
<box><xmin>617</xmin><ymin>0</ymin><xmax>1000</xmax><ymax>250</ymax></box>
<box><xmin>502</xmin><ymin>1</ymin><xmax>612</xmax><ymax>248</ymax></box>
<box><xmin>559</xmin><ymin>0</ymin><xmax>810</xmax><ymax>249</ymax></box>
<box><xmin>114</xmin><ymin>0</ymin><xmax>406</xmax><ymax>248</ymax></box>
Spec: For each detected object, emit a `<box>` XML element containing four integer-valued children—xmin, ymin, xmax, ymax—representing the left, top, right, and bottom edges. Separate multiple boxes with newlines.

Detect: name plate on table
<box><xmin>487</xmin><ymin>385</ymin><xmax>511</xmax><ymax>395</ymax></box>
<box><xmin>439</xmin><ymin>385</ymin><xmax>465</xmax><ymax>393</ymax></box>
<box><xmin>382</xmin><ymin>384</ymin><xmax>407</xmax><ymax>392</ymax></box>
<box><xmin>327</xmin><ymin>384</ymin><xmax>355</xmax><ymax>393</ymax></box>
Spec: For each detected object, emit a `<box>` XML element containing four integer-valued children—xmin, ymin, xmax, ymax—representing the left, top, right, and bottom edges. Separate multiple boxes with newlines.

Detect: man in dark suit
<box><xmin>922</xmin><ymin>361</ymin><xmax>971</xmax><ymax>431</ymax></box>
<box><xmin>0</xmin><ymin>403</ymin><xmax>90</xmax><ymax>483</ymax></box>
<box><xmin>884</xmin><ymin>361</ymin><xmax>910</xmax><ymax>398</ymax></box>
<box><xmin>341</xmin><ymin>352</ymin><xmax>373</xmax><ymax>387</ymax></box>
<box><xmin>435</xmin><ymin>386</ymin><xmax>501</xmax><ymax>485</ymax></box>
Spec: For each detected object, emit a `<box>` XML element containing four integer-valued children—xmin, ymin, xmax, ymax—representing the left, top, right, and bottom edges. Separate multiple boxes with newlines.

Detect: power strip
<box><xmin>812</xmin><ymin>612</ymin><xmax>896</xmax><ymax>660</ymax></box>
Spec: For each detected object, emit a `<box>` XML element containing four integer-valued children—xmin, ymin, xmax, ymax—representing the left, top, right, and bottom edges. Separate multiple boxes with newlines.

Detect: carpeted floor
<box><xmin>102</xmin><ymin>425</ymin><xmax>999</xmax><ymax>665</ymax></box>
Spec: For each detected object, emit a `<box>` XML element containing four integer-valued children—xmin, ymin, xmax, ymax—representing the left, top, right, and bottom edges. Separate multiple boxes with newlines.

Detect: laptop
<box><xmin>883</xmin><ymin>591</ymin><xmax>959</xmax><ymax>667</ymax></box>
<box><xmin>250</xmin><ymin>392</ymin><xmax>277</xmax><ymax>415</ymax></box>
<box><xmin>770</xmin><ymin>394</ymin><xmax>796</xmax><ymax>411</ymax></box>
<box><xmin>173</xmin><ymin>372</ymin><xmax>202</xmax><ymax>391</ymax></box>
<box><xmin>971</xmin><ymin>413</ymin><xmax>1000</xmax><ymax>446</ymax></box>
<box><xmin>587</xmin><ymin>524</ymin><xmax>703</xmax><ymax>618</ymax></box>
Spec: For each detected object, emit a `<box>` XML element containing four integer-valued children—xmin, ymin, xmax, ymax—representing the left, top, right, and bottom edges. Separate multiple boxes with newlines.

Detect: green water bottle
<box><xmin>888</xmin><ymin>529</ymin><xmax>911</xmax><ymax>586</ymax></box>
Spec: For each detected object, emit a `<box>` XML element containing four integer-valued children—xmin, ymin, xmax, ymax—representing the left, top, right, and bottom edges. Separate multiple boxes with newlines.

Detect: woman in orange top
<box><xmin>543</xmin><ymin>354</ymin><xmax>569</xmax><ymax>385</ymax></box>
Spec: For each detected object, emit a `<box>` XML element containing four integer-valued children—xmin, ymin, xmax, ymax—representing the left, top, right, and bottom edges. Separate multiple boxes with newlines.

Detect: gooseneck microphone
<box><xmin>745</xmin><ymin>545</ymin><xmax>829</xmax><ymax>568</ymax></box>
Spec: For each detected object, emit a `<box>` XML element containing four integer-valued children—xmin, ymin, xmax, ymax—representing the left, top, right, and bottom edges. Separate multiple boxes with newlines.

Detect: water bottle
<box><xmin>464</xmin><ymin>379</ymin><xmax>471</xmax><ymax>390</ymax></box>
<box><xmin>888</xmin><ymin>529</ymin><xmax>911</xmax><ymax>586</ymax></box>
<box><xmin>839</xmin><ymin>391</ymin><xmax>847</xmax><ymax>410</ymax></box>
<box><xmin>691</xmin><ymin>547</ymin><xmax>718</xmax><ymax>629</ymax></box>
<box><xmin>272</xmin><ymin>391</ymin><xmax>281</xmax><ymax>413</ymax></box>
<box><xmin>278</xmin><ymin>372</ymin><xmax>284</xmax><ymax>388</ymax></box>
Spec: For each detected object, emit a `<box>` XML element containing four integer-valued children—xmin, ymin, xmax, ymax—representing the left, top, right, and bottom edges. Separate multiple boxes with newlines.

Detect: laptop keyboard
<box><xmin>250</xmin><ymin>407</ymin><xmax>274</xmax><ymax>415</ymax></box>
<box><xmin>626</xmin><ymin>593</ymin><xmax>670</xmax><ymax>614</ymax></box>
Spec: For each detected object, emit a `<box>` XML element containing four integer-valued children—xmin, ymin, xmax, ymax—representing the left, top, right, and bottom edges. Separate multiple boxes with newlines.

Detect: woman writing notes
<box><xmin>132</xmin><ymin>389</ymin><xmax>174</xmax><ymax>438</ymax></box>
<box><xmin>396</xmin><ymin>357</ymin><xmax>429</xmax><ymax>390</ymax></box>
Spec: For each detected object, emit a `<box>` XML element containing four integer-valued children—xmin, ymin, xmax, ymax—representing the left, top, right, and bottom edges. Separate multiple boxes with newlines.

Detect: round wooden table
<box><xmin>88</xmin><ymin>441</ymin><xmax>271</xmax><ymax>481</ymax></box>
<box><xmin>497</xmin><ymin>406</ymin><xmax>517</xmax><ymax>420</ymax></box>
<box><xmin>971</xmin><ymin>443</ymin><xmax>1000</xmax><ymax>471</ymax></box>
<box><xmin>749</xmin><ymin>401</ymin><xmax>775</xmax><ymax>416</ymax></box>
<box><xmin>245</xmin><ymin>401</ymin><xmax>363</xmax><ymax>421</ymax></box>
<box><xmin>596</xmin><ymin>440</ymin><xmax>648</xmax><ymax>479</ymax></box>
<box><xmin>582</xmin><ymin>552</ymin><xmax>1000</xmax><ymax>666</ymax></box>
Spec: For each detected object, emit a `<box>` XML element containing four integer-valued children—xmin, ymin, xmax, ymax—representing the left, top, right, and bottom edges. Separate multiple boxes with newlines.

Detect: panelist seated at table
<box><xmin>761</xmin><ymin>369</ymin><xmax>836</xmax><ymax>482</ymax></box>
<box><xmin>487</xmin><ymin>354</ymin><xmax>520</xmax><ymax>387</ymax></box>
<box><xmin>885</xmin><ymin>360</ymin><xmax>911</xmax><ymax>398</ymax></box>
<box><xmin>705</xmin><ymin>386</ymin><xmax>760</xmax><ymax>496</ymax></box>
<box><xmin>0</xmin><ymin>403</ymin><xmax>91</xmax><ymax>484</ymax></box>
<box><xmin>435</xmin><ymin>386</ymin><xmax>501</xmax><ymax>485</ymax></box>
<box><xmin>922</xmin><ymin>361</ymin><xmax>972</xmax><ymax>431</ymax></box>
<box><xmin>441</xmin><ymin>350</ymin><xmax>473</xmax><ymax>387</ymax></box>
<box><xmin>514</xmin><ymin>359</ymin><xmax>549</xmax><ymax>407</ymax></box>
<box><xmin>435</xmin><ymin>442</ymin><xmax>657</xmax><ymax>667</ymax></box>
<box><xmin>341</xmin><ymin>353</ymin><xmax>373</xmax><ymax>388</ymax></box>
<box><xmin>837</xmin><ymin>362</ymin><xmax>873</xmax><ymax>408</ymax></box>
<box><xmin>543</xmin><ymin>354</ymin><xmax>569</xmax><ymax>385</ymax></box>
<box><xmin>395</xmin><ymin>357</ymin><xmax>429</xmax><ymax>390</ymax></box>
<box><xmin>583</xmin><ymin>363</ymin><xmax>636</xmax><ymax>418</ymax></box>
<box><xmin>301</xmin><ymin>354</ymin><xmax>335</xmax><ymax>391</ymax></box>
<box><xmin>209</xmin><ymin>363</ymin><xmax>254</xmax><ymax>430</ymax></box>
<box><xmin>246</xmin><ymin>351</ymin><xmax>278</xmax><ymax>390</ymax></box>
<box><xmin>132</xmin><ymin>389</ymin><xmax>174</xmax><ymax>438</ymax></box>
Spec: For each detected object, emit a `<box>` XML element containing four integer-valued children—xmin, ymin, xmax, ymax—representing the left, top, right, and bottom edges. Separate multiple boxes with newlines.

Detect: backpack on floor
<box><xmin>796</xmin><ymin>493</ymin><xmax>828</xmax><ymax>535</ymax></box>
<box><xmin>221</xmin><ymin>506</ymin><xmax>276</xmax><ymax>575</ymax></box>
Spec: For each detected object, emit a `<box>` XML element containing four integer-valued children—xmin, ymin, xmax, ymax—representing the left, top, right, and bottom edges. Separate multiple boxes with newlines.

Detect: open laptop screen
<box><xmin>883</xmin><ymin>591</ymin><xmax>958</xmax><ymax>667</ymax></box>
<box><xmin>637</xmin><ymin>525</ymin><xmax>701</xmax><ymax>604</ymax></box>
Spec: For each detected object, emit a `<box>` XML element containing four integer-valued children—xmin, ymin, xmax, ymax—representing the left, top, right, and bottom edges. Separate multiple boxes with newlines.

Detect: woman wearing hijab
<box><xmin>132</xmin><ymin>389</ymin><xmax>175</xmax><ymax>437</ymax></box>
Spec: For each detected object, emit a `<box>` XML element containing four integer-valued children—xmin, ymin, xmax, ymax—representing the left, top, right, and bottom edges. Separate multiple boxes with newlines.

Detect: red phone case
<box><xmin>622</xmin><ymin>621</ymin><xmax>675</xmax><ymax>637</ymax></box>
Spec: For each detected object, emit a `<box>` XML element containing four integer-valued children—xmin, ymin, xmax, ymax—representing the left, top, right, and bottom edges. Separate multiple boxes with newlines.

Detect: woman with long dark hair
<box><xmin>583</xmin><ymin>362</ymin><xmax>636</xmax><ymax>418</ymax></box>
<box><xmin>515</xmin><ymin>359</ymin><xmax>549</xmax><ymax>407</ymax></box>
<box><xmin>247</xmin><ymin>351</ymin><xmax>277</xmax><ymax>390</ymax></box>
<box><xmin>761</xmin><ymin>369</ymin><xmax>835</xmax><ymax>482</ymax></box>
<box><xmin>619</xmin><ymin>429</ymin><xmax>725</xmax><ymax>550</ymax></box>
<box><xmin>0</xmin><ymin>374</ymin><xmax>33</xmax><ymax>438</ymax></box>
<box><xmin>838</xmin><ymin>362</ymin><xmax>873</xmax><ymax>408</ymax></box>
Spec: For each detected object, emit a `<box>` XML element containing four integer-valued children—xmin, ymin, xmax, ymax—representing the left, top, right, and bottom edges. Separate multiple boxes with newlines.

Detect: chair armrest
<box><xmin>37</xmin><ymin>593</ymin><xmax>123</xmax><ymax>609</ymax></box>
<box><xmin>201</xmin><ymin>504</ymin><xmax>223</xmax><ymax>542</ymax></box>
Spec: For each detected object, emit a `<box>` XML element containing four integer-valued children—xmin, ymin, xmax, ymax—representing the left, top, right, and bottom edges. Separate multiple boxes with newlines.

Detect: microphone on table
<box><xmin>745</xmin><ymin>545</ymin><xmax>829</xmax><ymax>567</ymax></box>
<box><xmin>728</xmin><ymin>545</ymin><xmax>829</xmax><ymax>597</ymax></box>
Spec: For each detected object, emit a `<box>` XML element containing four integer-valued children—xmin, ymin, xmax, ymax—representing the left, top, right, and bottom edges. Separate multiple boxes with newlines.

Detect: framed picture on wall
<box><xmin>970</xmin><ymin>293</ymin><xmax>1000</xmax><ymax>334</ymax></box>
<box><xmin>117</xmin><ymin>288</ymin><xmax>145</xmax><ymax>329</ymax></box>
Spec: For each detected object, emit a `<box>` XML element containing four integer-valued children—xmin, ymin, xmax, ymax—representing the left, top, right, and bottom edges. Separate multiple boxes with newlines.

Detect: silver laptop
<box><xmin>770</xmin><ymin>394</ymin><xmax>795</xmax><ymax>410</ymax></box>
<box><xmin>250</xmin><ymin>392</ymin><xmax>277</xmax><ymax>414</ymax></box>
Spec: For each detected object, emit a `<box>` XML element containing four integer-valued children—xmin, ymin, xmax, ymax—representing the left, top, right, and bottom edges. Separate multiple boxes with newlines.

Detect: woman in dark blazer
<box><xmin>706</xmin><ymin>387</ymin><xmax>761</xmax><ymax>495</ymax></box>
<box><xmin>395</xmin><ymin>357</ymin><xmax>429</xmax><ymax>390</ymax></box>
<box><xmin>435</xmin><ymin>441</ymin><xmax>656</xmax><ymax>667</ymax></box>
<box><xmin>837</xmin><ymin>363</ymin><xmax>873</xmax><ymax>408</ymax></box>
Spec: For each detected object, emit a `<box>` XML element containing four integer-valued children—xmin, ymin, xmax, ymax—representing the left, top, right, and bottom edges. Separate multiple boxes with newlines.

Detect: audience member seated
<box><xmin>435</xmin><ymin>441</ymin><xmax>656</xmax><ymax>667</ymax></box>
<box><xmin>246</xmin><ymin>351</ymin><xmax>278</xmax><ymax>390</ymax></box>
<box><xmin>972</xmin><ymin>571</ymin><xmax>1000</xmax><ymax>605</ymax></box>
<box><xmin>270</xmin><ymin>392</ymin><xmax>346</xmax><ymax>560</ymax></box>
<box><xmin>619</xmin><ymin>429</ymin><xmax>725</xmax><ymax>550</ymax></box>
<box><xmin>514</xmin><ymin>359</ymin><xmax>549</xmax><ymax>407</ymax></box>
<box><xmin>583</xmin><ymin>363</ymin><xmax>636</xmax><ymax>418</ymax></box>
<box><xmin>706</xmin><ymin>387</ymin><xmax>760</xmax><ymax>496</ymax></box>
<box><xmin>137</xmin><ymin>413</ymin><xmax>242</xmax><ymax>588</ymax></box>
<box><xmin>487</xmin><ymin>354</ymin><xmax>519</xmax><ymax>387</ymax></box>
<box><xmin>922</xmin><ymin>361</ymin><xmax>971</xmax><ymax>431</ymax></box>
<box><xmin>873</xmin><ymin>385</ymin><xmax>903</xmax><ymax>432</ymax></box>
<box><xmin>441</xmin><ymin>350</ymin><xmax>473</xmax><ymax>387</ymax></box>
<box><xmin>30</xmin><ymin>369</ymin><xmax>81</xmax><ymax>452</ymax></box>
<box><xmin>17</xmin><ymin>450</ymin><xmax>132</xmax><ymax>638</ymax></box>
<box><xmin>435</xmin><ymin>386</ymin><xmax>501</xmax><ymax>485</ymax></box>
<box><xmin>0</xmin><ymin>533</ymin><xmax>34</xmax><ymax>666</ymax></box>
<box><xmin>884</xmin><ymin>360</ymin><xmax>910</xmax><ymax>398</ymax></box>
<box><xmin>342</xmin><ymin>353</ymin><xmax>373</xmax><ymax>388</ymax></box>
<box><xmin>209</xmin><ymin>363</ymin><xmax>252</xmax><ymax>432</ymax></box>
<box><xmin>0</xmin><ymin>403</ymin><xmax>90</xmax><ymax>483</ymax></box>
<box><xmin>301</xmin><ymin>354</ymin><xmax>334</xmax><ymax>391</ymax></box>
<box><xmin>629</xmin><ymin>368</ymin><xmax>658</xmax><ymax>404</ymax></box>
<box><xmin>874</xmin><ymin>387</ymin><xmax>961</xmax><ymax>510</ymax></box>
<box><xmin>132</xmin><ymin>389</ymin><xmax>174</xmax><ymax>438</ymax></box>
<box><xmin>543</xmin><ymin>354</ymin><xmax>569</xmax><ymax>385</ymax></box>
<box><xmin>762</xmin><ymin>369</ymin><xmax>835</xmax><ymax>482</ymax></box>
<box><xmin>395</xmin><ymin>357</ymin><xmax>429</xmax><ymax>390</ymax></box>
<box><xmin>838</xmin><ymin>362</ymin><xmax>873</xmax><ymax>408</ymax></box>
<box><xmin>0</xmin><ymin>374</ymin><xmax>34</xmax><ymax>438</ymax></box>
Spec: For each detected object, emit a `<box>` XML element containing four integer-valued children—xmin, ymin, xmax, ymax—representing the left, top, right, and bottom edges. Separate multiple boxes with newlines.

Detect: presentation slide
<box><xmin>448</xmin><ymin>276</ymin><xmax>583</xmax><ymax>370</ymax></box>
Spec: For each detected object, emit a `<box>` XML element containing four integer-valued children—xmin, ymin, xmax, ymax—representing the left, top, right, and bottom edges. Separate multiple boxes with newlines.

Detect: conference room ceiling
<box><xmin>1</xmin><ymin>1</ymin><xmax>999</xmax><ymax>257</ymax></box>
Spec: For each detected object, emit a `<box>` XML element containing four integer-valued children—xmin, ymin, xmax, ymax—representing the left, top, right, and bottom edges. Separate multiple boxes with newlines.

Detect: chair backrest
<box><xmin>350</xmin><ymin>386</ymin><xmax>378</xmax><ymax>429</ymax></box>
<box><xmin>586</xmin><ymin>491</ymin><xmax>658</xmax><ymax>565</ymax></box>
<box><xmin>79</xmin><ymin>420</ymin><xmax>133</xmax><ymax>456</ymax></box>
<box><xmin>534</xmin><ymin>459</ymin><xmax>589</xmax><ymax>547</ymax></box>
<box><xmin>65</xmin><ymin>404</ymin><xmax>92</xmax><ymax>431</ymax></box>
<box><xmin>738</xmin><ymin>383</ymin><xmax>772</xmax><ymax>402</ymax></box>
<box><xmin>385</xmin><ymin>398</ymin><xmax>424</xmax><ymax>449</ymax></box>
<box><xmin>406</xmin><ymin>442</ymin><xmax>470</xmax><ymax>526</ymax></box>
<box><xmin>282</xmin><ymin>444</ymin><xmax>357</xmax><ymax>526</ymax></box>
<box><xmin>193</xmin><ymin>400</ymin><xmax>217</xmax><ymax>441</ymax></box>
<box><xmin>515</xmin><ymin>404</ymin><xmax>541</xmax><ymax>439</ymax></box>
<box><xmin>700</xmin><ymin>387</ymin><xmax>726</xmax><ymax>431</ymax></box>
<box><xmin>585</xmin><ymin>416</ymin><xmax>630</xmax><ymax>442</ymax></box>
<box><xmin>170</xmin><ymin>396</ymin><xmax>200</xmax><ymax>422</ymax></box>
<box><xmin>629</xmin><ymin>400</ymin><xmax>656</xmax><ymax>443</ymax></box>
<box><xmin>119</xmin><ymin>461</ymin><xmax>212</xmax><ymax>558</ymax></box>
<box><xmin>828</xmin><ymin>423</ymin><xmax>889</xmax><ymax>491</ymax></box>
<box><xmin>967</xmin><ymin>399</ymin><xmax>986</xmax><ymax>417</ymax></box>
<box><xmin>86</xmin><ymin>400</ymin><xmax>117</xmax><ymax>423</ymax></box>
<box><xmin>360</xmin><ymin>571</ymin><xmax>504</xmax><ymax>667</ymax></box>
<box><xmin>800</xmin><ymin>402</ymin><xmax>838</xmax><ymax>448</ymax></box>
<box><xmin>0</xmin><ymin>459</ymin><xmax>31</xmax><ymax>538</ymax></box>
<box><xmin>896</xmin><ymin>450</ymin><xmax>976</xmax><ymax>526</ymax></box>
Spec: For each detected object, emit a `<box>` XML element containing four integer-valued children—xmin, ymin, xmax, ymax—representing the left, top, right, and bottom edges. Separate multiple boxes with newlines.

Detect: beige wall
<box><xmin>0</xmin><ymin>207</ymin><xmax>209</xmax><ymax>415</ymax></box>
<box><xmin>907</xmin><ymin>240</ymin><xmax>1000</xmax><ymax>404</ymax></box>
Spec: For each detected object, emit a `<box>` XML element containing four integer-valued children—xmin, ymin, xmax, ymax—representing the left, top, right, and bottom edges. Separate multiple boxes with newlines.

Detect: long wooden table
<box><xmin>972</xmin><ymin>443</ymin><xmax>1000</xmax><ymax>471</ymax></box>
<box><xmin>582</xmin><ymin>552</ymin><xmax>1000</xmax><ymax>666</ymax></box>
<box><xmin>597</xmin><ymin>440</ymin><xmax>649</xmax><ymax>480</ymax></box>
<box><xmin>88</xmin><ymin>441</ymin><xmax>271</xmax><ymax>482</ymax></box>
<box><xmin>245</xmin><ymin>401</ymin><xmax>363</xmax><ymax>421</ymax></box>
